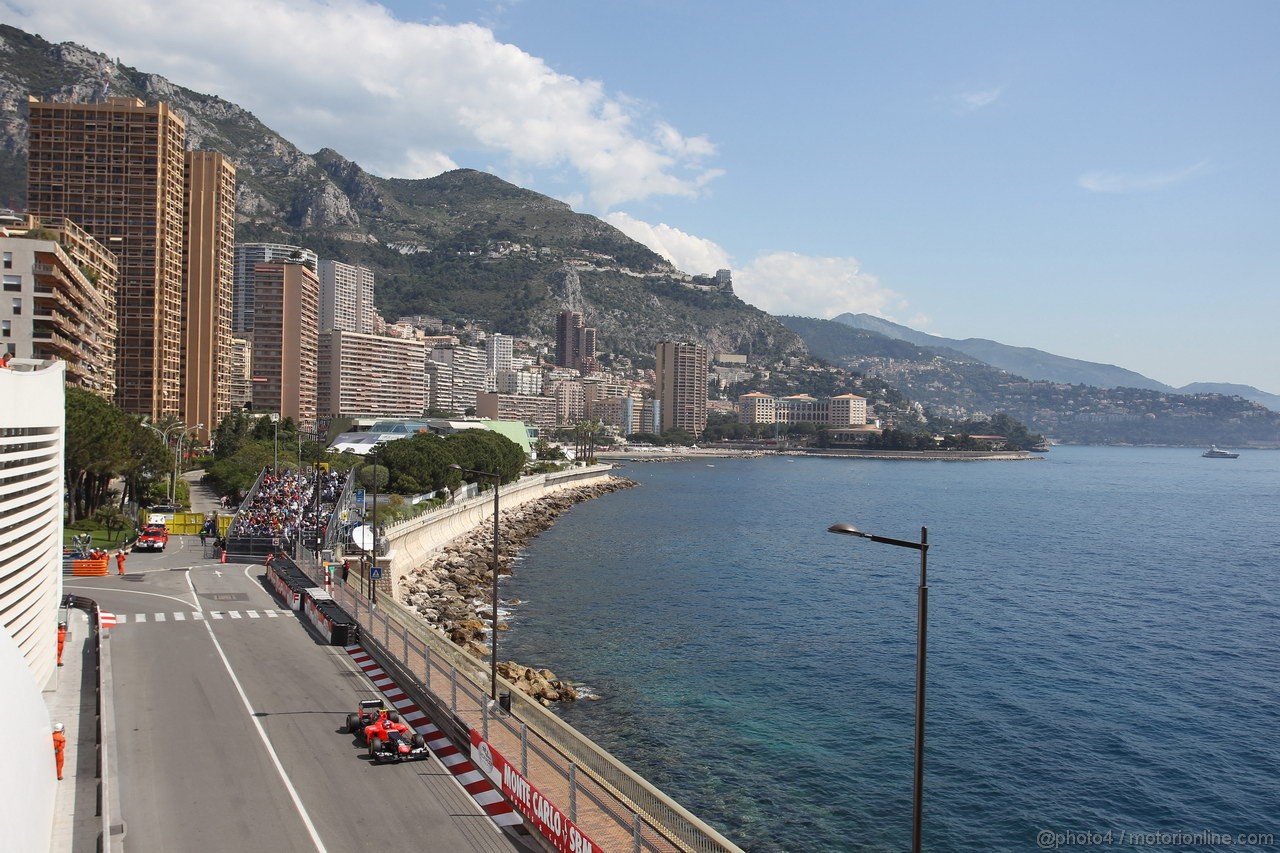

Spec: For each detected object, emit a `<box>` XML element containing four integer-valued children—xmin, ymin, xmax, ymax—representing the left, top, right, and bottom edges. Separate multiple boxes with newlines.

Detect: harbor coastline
<box><xmin>397</xmin><ymin>475</ymin><xmax>636</xmax><ymax>703</ymax></box>
<box><xmin>599</xmin><ymin>446</ymin><xmax>1041</xmax><ymax>462</ymax></box>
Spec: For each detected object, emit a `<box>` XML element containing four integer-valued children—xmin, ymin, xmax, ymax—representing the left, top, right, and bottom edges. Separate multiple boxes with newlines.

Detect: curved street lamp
<box><xmin>828</xmin><ymin>521</ymin><xmax>929</xmax><ymax>853</ymax></box>
<box><xmin>142</xmin><ymin>419</ymin><xmax>186</xmax><ymax>504</ymax></box>
<box><xmin>450</xmin><ymin>463</ymin><xmax>502</xmax><ymax>703</ymax></box>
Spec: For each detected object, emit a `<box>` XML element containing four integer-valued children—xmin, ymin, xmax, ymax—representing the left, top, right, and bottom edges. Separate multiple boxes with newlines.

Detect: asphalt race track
<box><xmin>67</xmin><ymin>534</ymin><xmax>526</xmax><ymax>853</ymax></box>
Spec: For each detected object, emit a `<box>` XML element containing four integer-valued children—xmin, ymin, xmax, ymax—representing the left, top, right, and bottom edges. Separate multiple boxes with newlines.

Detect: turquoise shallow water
<box><xmin>501</xmin><ymin>447</ymin><xmax>1280</xmax><ymax>852</ymax></box>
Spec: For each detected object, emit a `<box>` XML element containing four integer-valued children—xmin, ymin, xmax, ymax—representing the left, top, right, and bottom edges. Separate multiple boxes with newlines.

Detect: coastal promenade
<box><xmin>300</xmin><ymin>463</ymin><xmax>744</xmax><ymax>853</ymax></box>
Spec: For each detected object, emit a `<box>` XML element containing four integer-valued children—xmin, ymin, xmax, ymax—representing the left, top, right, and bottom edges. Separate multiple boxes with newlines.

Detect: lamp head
<box><xmin>827</xmin><ymin>522</ymin><xmax>870</xmax><ymax>539</ymax></box>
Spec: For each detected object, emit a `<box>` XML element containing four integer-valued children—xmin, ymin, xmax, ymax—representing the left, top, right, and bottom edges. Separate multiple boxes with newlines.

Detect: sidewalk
<box><xmin>46</xmin><ymin>605</ymin><xmax>100</xmax><ymax>852</ymax></box>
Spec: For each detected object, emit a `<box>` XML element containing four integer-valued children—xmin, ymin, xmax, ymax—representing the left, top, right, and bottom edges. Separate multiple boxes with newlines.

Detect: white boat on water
<box><xmin>1202</xmin><ymin>445</ymin><xmax>1240</xmax><ymax>458</ymax></box>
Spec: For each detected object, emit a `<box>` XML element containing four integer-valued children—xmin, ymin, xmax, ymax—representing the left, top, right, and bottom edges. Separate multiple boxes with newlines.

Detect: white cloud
<box><xmin>4</xmin><ymin>0</ymin><xmax>719</xmax><ymax>209</ymax></box>
<box><xmin>607</xmin><ymin>213</ymin><xmax>908</xmax><ymax>322</ymax></box>
<box><xmin>1077</xmin><ymin>159</ymin><xmax>1209</xmax><ymax>193</ymax></box>
<box><xmin>736</xmin><ymin>252</ymin><xmax>907</xmax><ymax>320</ymax></box>
<box><xmin>957</xmin><ymin>86</ymin><xmax>1004</xmax><ymax>112</ymax></box>
<box><xmin>603</xmin><ymin>212</ymin><xmax>730</xmax><ymax>275</ymax></box>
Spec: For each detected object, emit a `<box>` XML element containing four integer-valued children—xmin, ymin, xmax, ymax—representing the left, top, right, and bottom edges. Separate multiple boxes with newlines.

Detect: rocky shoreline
<box><xmin>397</xmin><ymin>475</ymin><xmax>636</xmax><ymax>705</ymax></box>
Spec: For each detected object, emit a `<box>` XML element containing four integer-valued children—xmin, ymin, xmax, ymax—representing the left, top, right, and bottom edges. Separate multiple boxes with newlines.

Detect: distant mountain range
<box><xmin>831</xmin><ymin>313</ymin><xmax>1280</xmax><ymax>411</ymax></box>
<box><xmin>0</xmin><ymin>23</ymin><xmax>801</xmax><ymax>364</ymax></box>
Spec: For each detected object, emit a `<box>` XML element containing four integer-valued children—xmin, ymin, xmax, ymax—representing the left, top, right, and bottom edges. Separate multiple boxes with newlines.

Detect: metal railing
<box><xmin>296</xmin><ymin>556</ymin><xmax>742</xmax><ymax>853</ymax></box>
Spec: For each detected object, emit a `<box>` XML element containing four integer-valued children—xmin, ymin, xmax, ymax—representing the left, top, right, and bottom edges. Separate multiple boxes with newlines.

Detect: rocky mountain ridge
<box><xmin>0</xmin><ymin>23</ymin><xmax>802</xmax><ymax>364</ymax></box>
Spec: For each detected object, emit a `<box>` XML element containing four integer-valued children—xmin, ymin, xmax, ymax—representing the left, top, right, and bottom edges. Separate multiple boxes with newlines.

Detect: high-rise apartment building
<box><xmin>233</xmin><ymin>243</ymin><xmax>318</xmax><ymax>334</ymax></box>
<box><xmin>486</xmin><ymin>333</ymin><xmax>513</xmax><ymax>373</ymax></box>
<box><xmin>318</xmin><ymin>259</ymin><xmax>375</xmax><ymax>334</ymax></box>
<box><xmin>249</xmin><ymin>262</ymin><xmax>319</xmax><ymax>426</ymax></box>
<box><xmin>26</xmin><ymin>96</ymin><xmax>187</xmax><ymax>418</ymax></box>
<box><xmin>0</xmin><ymin>215</ymin><xmax>118</xmax><ymax>398</ymax></box>
<box><xmin>318</xmin><ymin>330</ymin><xmax>427</xmax><ymax>417</ymax></box>
<box><xmin>655</xmin><ymin>341</ymin><xmax>708</xmax><ymax>435</ymax></box>
<box><xmin>555</xmin><ymin>310</ymin><xmax>597</xmax><ymax>371</ymax></box>
<box><xmin>182</xmin><ymin>152</ymin><xmax>237</xmax><ymax>442</ymax></box>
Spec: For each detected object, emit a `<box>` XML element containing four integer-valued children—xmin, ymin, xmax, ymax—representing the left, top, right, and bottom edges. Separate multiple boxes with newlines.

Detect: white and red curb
<box><xmin>343</xmin><ymin>645</ymin><xmax>521</xmax><ymax>827</ymax></box>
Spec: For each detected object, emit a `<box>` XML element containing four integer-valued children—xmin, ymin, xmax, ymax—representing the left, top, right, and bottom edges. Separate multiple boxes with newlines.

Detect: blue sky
<box><xmin>5</xmin><ymin>0</ymin><xmax>1277</xmax><ymax>391</ymax></box>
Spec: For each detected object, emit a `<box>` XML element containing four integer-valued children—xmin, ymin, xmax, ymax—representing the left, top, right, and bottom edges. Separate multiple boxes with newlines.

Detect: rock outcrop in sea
<box><xmin>398</xmin><ymin>476</ymin><xmax>635</xmax><ymax>704</ymax></box>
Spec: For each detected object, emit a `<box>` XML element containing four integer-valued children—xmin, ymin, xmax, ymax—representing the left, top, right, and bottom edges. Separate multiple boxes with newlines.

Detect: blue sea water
<box><xmin>500</xmin><ymin>447</ymin><xmax>1280</xmax><ymax>852</ymax></box>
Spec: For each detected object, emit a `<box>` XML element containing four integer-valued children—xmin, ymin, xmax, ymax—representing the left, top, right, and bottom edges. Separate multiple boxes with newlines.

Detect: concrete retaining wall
<box><xmin>382</xmin><ymin>465</ymin><xmax>615</xmax><ymax>596</ymax></box>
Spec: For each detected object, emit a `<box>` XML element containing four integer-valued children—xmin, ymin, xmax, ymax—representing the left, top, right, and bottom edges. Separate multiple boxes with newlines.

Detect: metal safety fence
<box><xmin>297</xmin><ymin>559</ymin><xmax>742</xmax><ymax>853</ymax></box>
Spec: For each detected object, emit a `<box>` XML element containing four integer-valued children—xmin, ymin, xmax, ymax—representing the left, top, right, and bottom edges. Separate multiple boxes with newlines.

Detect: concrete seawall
<box><xmin>382</xmin><ymin>464</ymin><xmax>616</xmax><ymax>596</ymax></box>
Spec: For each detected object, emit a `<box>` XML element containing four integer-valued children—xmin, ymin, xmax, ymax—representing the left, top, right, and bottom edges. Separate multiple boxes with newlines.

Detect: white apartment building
<box><xmin>495</xmin><ymin>368</ymin><xmax>543</xmax><ymax>396</ymax></box>
<box><xmin>319</xmin><ymin>330</ymin><xmax>427</xmax><ymax>417</ymax></box>
<box><xmin>427</xmin><ymin>344</ymin><xmax>487</xmax><ymax>413</ymax></box>
<box><xmin>486</xmin><ymin>333</ymin><xmax>514</xmax><ymax>372</ymax></box>
<box><xmin>0</xmin><ymin>359</ymin><xmax>65</xmax><ymax>690</ymax></box>
<box><xmin>319</xmin><ymin>259</ymin><xmax>376</xmax><ymax>335</ymax></box>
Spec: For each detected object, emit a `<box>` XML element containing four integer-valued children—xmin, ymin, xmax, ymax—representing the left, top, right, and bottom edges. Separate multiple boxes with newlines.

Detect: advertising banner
<box><xmin>470</xmin><ymin>730</ymin><xmax>604</xmax><ymax>853</ymax></box>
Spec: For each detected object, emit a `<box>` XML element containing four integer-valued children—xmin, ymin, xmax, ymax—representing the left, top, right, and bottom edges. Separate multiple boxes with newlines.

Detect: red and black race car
<box><xmin>363</xmin><ymin>712</ymin><xmax>429</xmax><ymax>763</ymax></box>
<box><xmin>345</xmin><ymin>699</ymin><xmax>428</xmax><ymax>763</ymax></box>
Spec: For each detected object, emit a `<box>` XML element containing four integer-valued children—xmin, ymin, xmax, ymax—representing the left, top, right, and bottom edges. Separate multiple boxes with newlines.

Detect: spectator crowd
<box><xmin>227</xmin><ymin>469</ymin><xmax>350</xmax><ymax>553</ymax></box>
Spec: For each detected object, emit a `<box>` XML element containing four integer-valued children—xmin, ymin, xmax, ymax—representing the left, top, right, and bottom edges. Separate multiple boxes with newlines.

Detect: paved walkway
<box><xmin>182</xmin><ymin>468</ymin><xmax>224</xmax><ymax>516</ymax></box>
<box><xmin>46</xmin><ymin>604</ymin><xmax>101</xmax><ymax>852</ymax></box>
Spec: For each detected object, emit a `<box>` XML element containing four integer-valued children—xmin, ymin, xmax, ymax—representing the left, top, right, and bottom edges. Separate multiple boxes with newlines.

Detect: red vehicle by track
<box><xmin>135</xmin><ymin>524</ymin><xmax>169</xmax><ymax>552</ymax></box>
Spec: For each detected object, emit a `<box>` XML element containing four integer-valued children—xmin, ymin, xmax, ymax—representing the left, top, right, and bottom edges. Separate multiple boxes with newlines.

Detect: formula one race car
<box><xmin>346</xmin><ymin>699</ymin><xmax>396</xmax><ymax>740</ymax></box>
<box><xmin>363</xmin><ymin>711</ymin><xmax>429</xmax><ymax>764</ymax></box>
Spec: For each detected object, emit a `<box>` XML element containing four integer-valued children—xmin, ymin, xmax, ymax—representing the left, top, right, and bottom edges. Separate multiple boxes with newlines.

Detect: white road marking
<box><xmin>199</xmin><ymin>619</ymin><xmax>329</xmax><ymax>852</ymax></box>
<box><xmin>154</xmin><ymin>612</ymin><xmax>166</xmax><ymax>622</ymax></box>
<box><xmin>66</xmin><ymin>584</ymin><xmax>202</xmax><ymax>612</ymax></box>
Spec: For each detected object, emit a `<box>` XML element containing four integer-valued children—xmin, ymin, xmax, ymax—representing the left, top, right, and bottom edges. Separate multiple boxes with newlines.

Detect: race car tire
<box><xmin>388</xmin><ymin>711</ymin><xmax>400</xmax><ymax>723</ymax></box>
<box><xmin>369</xmin><ymin>736</ymin><xmax>382</xmax><ymax>760</ymax></box>
<box><xmin>411</xmin><ymin>734</ymin><xmax>425</xmax><ymax>750</ymax></box>
<box><xmin>346</xmin><ymin>713</ymin><xmax>359</xmax><ymax>733</ymax></box>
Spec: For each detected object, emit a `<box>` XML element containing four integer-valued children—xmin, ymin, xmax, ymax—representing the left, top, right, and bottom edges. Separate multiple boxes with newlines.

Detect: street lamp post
<box><xmin>369</xmin><ymin>449</ymin><xmax>379</xmax><ymax>607</ymax></box>
<box><xmin>142</xmin><ymin>419</ymin><xmax>186</xmax><ymax>504</ymax></box>
<box><xmin>450</xmin><ymin>463</ymin><xmax>501</xmax><ymax>702</ymax></box>
<box><xmin>828</xmin><ymin>521</ymin><xmax>929</xmax><ymax>853</ymax></box>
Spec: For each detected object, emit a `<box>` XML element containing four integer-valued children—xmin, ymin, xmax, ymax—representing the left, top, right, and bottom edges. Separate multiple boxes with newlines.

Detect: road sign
<box><xmin>369</xmin><ymin>566</ymin><xmax>383</xmax><ymax>580</ymax></box>
<box><xmin>354</xmin><ymin>488</ymin><xmax>366</xmax><ymax>504</ymax></box>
